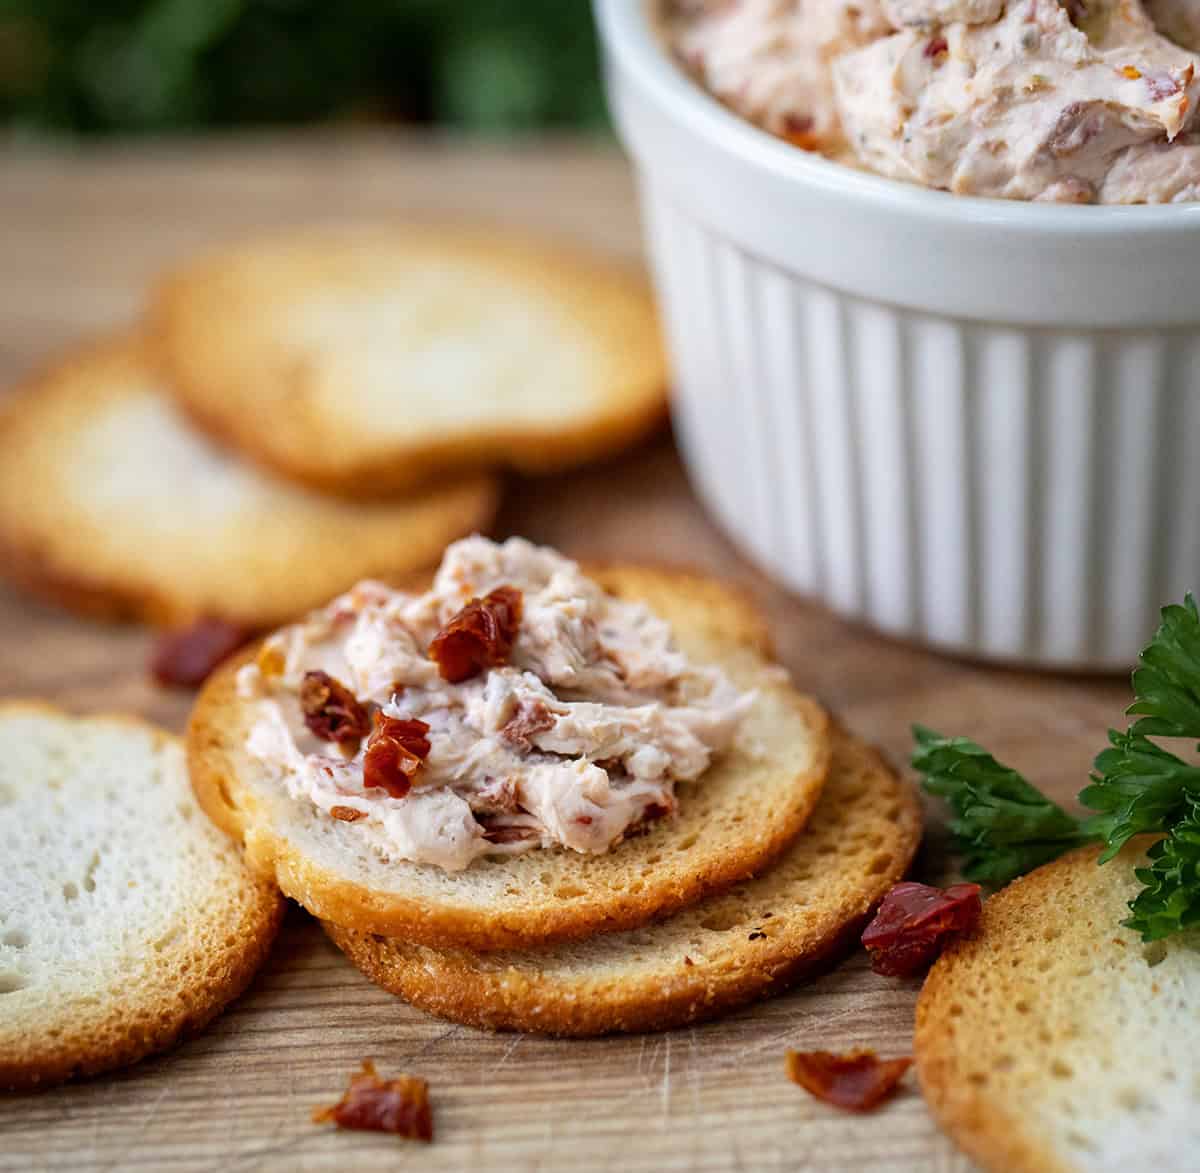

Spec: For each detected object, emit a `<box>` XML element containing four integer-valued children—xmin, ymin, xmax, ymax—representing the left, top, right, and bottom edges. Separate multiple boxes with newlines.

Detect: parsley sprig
<box><xmin>913</xmin><ymin>728</ymin><xmax>1092</xmax><ymax>888</ymax></box>
<box><xmin>1125</xmin><ymin>805</ymin><xmax>1200</xmax><ymax>940</ymax></box>
<box><xmin>914</xmin><ymin>594</ymin><xmax>1200</xmax><ymax>941</ymax></box>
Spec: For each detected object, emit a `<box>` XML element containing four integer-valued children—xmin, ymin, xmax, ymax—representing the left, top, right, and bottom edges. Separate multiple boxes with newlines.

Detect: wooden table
<box><xmin>0</xmin><ymin>133</ymin><xmax>1130</xmax><ymax>1172</ymax></box>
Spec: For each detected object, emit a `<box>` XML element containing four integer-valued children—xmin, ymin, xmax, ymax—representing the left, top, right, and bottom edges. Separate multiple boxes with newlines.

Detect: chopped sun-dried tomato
<box><xmin>362</xmin><ymin>712</ymin><xmax>431</xmax><ymax>799</ymax></box>
<box><xmin>781</xmin><ymin>112</ymin><xmax>821</xmax><ymax>151</ymax></box>
<box><xmin>428</xmin><ymin>586</ymin><xmax>523</xmax><ymax>683</ymax></box>
<box><xmin>312</xmin><ymin>1059</ymin><xmax>432</xmax><ymax>1141</ymax></box>
<box><xmin>150</xmin><ymin>618</ymin><xmax>253</xmax><ymax>688</ymax></box>
<box><xmin>300</xmin><ymin>670</ymin><xmax>371</xmax><ymax>746</ymax></box>
<box><xmin>476</xmin><ymin>775</ymin><xmax>521</xmax><ymax>814</ymax></box>
<box><xmin>924</xmin><ymin>35</ymin><xmax>948</xmax><ymax>60</ymax></box>
<box><xmin>500</xmin><ymin>698</ymin><xmax>555</xmax><ymax>751</ymax></box>
<box><xmin>477</xmin><ymin>820</ymin><xmax>540</xmax><ymax>846</ymax></box>
<box><xmin>861</xmin><ymin>881</ymin><xmax>982</xmax><ymax>977</ymax></box>
<box><xmin>786</xmin><ymin>1049</ymin><xmax>912</xmax><ymax>1112</ymax></box>
<box><xmin>329</xmin><ymin>805</ymin><xmax>366</xmax><ymax>823</ymax></box>
<box><xmin>641</xmin><ymin>800</ymin><xmax>673</xmax><ymax>822</ymax></box>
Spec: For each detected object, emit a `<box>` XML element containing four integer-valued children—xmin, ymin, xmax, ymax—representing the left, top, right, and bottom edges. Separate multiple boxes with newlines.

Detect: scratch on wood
<box><xmin>706</xmin><ymin>1003</ymin><xmax>866</xmax><ymax>1073</ymax></box>
<box><xmin>659</xmin><ymin>1033</ymin><xmax>672</xmax><ymax>1119</ymax></box>
<box><xmin>490</xmin><ymin>1033</ymin><xmax>523</xmax><ymax>1076</ymax></box>
<box><xmin>221</xmin><ymin>1128</ymin><xmax>313</xmax><ymax>1173</ymax></box>
<box><xmin>99</xmin><ymin>1082</ymin><xmax>171</xmax><ymax>1173</ymax></box>
<box><xmin>686</xmin><ymin>1026</ymin><xmax>704</xmax><ymax>1114</ymax></box>
<box><xmin>644</xmin><ymin>1036</ymin><xmax>663</xmax><ymax>1094</ymax></box>
<box><xmin>410</xmin><ymin>1023</ymin><xmax>463</xmax><ymax>1060</ymax></box>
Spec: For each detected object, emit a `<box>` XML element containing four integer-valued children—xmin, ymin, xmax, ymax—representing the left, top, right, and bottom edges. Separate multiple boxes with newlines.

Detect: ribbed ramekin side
<box><xmin>638</xmin><ymin>182</ymin><xmax>1198</xmax><ymax>670</ymax></box>
<box><xmin>640</xmin><ymin>179</ymin><xmax>818</xmax><ymax>590</ymax></box>
<box><xmin>963</xmin><ymin>326</ymin><xmax>1196</xmax><ymax>667</ymax></box>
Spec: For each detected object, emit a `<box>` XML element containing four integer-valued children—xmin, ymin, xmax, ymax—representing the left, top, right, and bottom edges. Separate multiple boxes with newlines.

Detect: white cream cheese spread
<box><xmin>669</xmin><ymin>0</ymin><xmax>1200</xmax><ymax>203</ymax></box>
<box><xmin>237</xmin><ymin>537</ymin><xmax>753</xmax><ymax>872</ymax></box>
<box><xmin>670</xmin><ymin>0</ymin><xmax>892</xmax><ymax>152</ymax></box>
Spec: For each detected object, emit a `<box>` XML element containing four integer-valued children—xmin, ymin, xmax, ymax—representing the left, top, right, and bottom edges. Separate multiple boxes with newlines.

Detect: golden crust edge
<box><xmin>325</xmin><ymin>913</ymin><xmax>867</xmax><ymax>1038</ymax></box>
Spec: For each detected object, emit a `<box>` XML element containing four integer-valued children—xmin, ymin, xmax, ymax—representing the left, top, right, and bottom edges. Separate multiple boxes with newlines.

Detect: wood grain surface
<box><xmin>0</xmin><ymin>133</ymin><xmax>1131</xmax><ymax>1172</ymax></box>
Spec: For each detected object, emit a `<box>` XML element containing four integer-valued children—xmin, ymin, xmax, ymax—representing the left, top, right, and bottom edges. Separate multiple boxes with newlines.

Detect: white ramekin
<box><xmin>595</xmin><ymin>0</ymin><xmax>1200</xmax><ymax>671</ymax></box>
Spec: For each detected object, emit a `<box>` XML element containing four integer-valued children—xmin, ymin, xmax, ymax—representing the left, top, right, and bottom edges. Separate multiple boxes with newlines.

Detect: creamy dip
<box><xmin>670</xmin><ymin>0</ymin><xmax>892</xmax><ymax>153</ymax></box>
<box><xmin>238</xmin><ymin>537</ymin><xmax>753</xmax><ymax>872</ymax></box>
<box><xmin>669</xmin><ymin>0</ymin><xmax>1200</xmax><ymax>203</ymax></box>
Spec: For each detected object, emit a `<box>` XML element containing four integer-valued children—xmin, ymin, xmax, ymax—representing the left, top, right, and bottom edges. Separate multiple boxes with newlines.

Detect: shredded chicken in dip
<box><xmin>237</xmin><ymin>537</ymin><xmax>753</xmax><ymax>872</ymax></box>
<box><xmin>668</xmin><ymin>0</ymin><xmax>1200</xmax><ymax>202</ymax></box>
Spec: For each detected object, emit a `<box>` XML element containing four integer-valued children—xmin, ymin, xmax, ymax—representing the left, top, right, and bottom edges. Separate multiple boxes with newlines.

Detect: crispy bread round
<box><xmin>916</xmin><ymin>838</ymin><xmax>1200</xmax><ymax>1173</ymax></box>
<box><xmin>0</xmin><ymin>337</ymin><xmax>498</xmax><ymax>627</ymax></box>
<box><xmin>187</xmin><ymin>567</ymin><xmax>832</xmax><ymax>951</ymax></box>
<box><xmin>324</xmin><ymin>729</ymin><xmax>922</xmax><ymax>1035</ymax></box>
<box><xmin>0</xmin><ymin>703</ymin><xmax>284</xmax><ymax>1091</ymax></box>
<box><xmin>151</xmin><ymin>225</ymin><xmax>667</xmax><ymax>497</ymax></box>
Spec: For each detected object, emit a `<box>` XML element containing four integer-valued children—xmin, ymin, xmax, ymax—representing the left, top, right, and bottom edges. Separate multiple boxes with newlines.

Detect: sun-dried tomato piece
<box><xmin>312</xmin><ymin>1059</ymin><xmax>432</xmax><ymax>1141</ymax></box>
<box><xmin>786</xmin><ymin>1049</ymin><xmax>912</xmax><ymax>1112</ymax></box>
<box><xmin>1047</xmin><ymin>101</ymin><xmax>1107</xmax><ymax>159</ymax></box>
<box><xmin>150</xmin><ymin>618</ymin><xmax>253</xmax><ymax>688</ymax></box>
<box><xmin>477</xmin><ymin>819</ymin><xmax>540</xmax><ymax>846</ymax></box>
<box><xmin>476</xmin><ymin>776</ymin><xmax>521</xmax><ymax>814</ymax></box>
<box><xmin>861</xmin><ymin>881</ymin><xmax>982</xmax><ymax>978</ymax></box>
<box><xmin>362</xmin><ymin>713</ymin><xmax>431</xmax><ymax>799</ymax></box>
<box><xmin>500</xmin><ymin>698</ymin><xmax>555</xmax><ymax>751</ymax></box>
<box><xmin>428</xmin><ymin>586</ymin><xmax>523</xmax><ymax>683</ymax></box>
<box><xmin>781</xmin><ymin>112</ymin><xmax>821</xmax><ymax>151</ymax></box>
<box><xmin>330</xmin><ymin>805</ymin><xmax>366</xmax><ymax>823</ymax></box>
<box><xmin>300</xmin><ymin>671</ymin><xmax>371</xmax><ymax>746</ymax></box>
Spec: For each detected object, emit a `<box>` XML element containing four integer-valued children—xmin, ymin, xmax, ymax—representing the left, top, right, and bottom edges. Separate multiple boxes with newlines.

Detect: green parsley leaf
<box><xmin>917</xmin><ymin>595</ymin><xmax>1200</xmax><ymax>943</ymax></box>
<box><xmin>1125</xmin><ymin>798</ymin><xmax>1200</xmax><ymax>941</ymax></box>
<box><xmin>1125</xmin><ymin>595</ymin><xmax>1200</xmax><ymax>740</ymax></box>
<box><xmin>1080</xmin><ymin>729</ymin><xmax>1200</xmax><ymax>861</ymax></box>
<box><xmin>912</xmin><ymin>726</ymin><xmax>1093</xmax><ymax>888</ymax></box>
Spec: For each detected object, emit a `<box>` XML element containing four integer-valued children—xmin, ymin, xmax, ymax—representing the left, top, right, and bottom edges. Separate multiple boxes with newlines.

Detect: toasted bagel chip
<box><xmin>0</xmin><ymin>703</ymin><xmax>283</xmax><ymax>1091</ymax></box>
<box><xmin>0</xmin><ymin>337</ymin><xmax>498</xmax><ymax>627</ymax></box>
<box><xmin>187</xmin><ymin>567</ymin><xmax>832</xmax><ymax>951</ymax></box>
<box><xmin>326</xmin><ymin>729</ymin><xmax>921</xmax><ymax>1035</ymax></box>
<box><xmin>152</xmin><ymin>225</ymin><xmax>667</xmax><ymax>496</ymax></box>
<box><xmin>916</xmin><ymin>839</ymin><xmax>1200</xmax><ymax>1173</ymax></box>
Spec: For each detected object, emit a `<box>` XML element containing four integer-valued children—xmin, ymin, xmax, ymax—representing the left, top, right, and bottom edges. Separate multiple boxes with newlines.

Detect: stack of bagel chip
<box><xmin>0</xmin><ymin>224</ymin><xmax>667</xmax><ymax>630</ymax></box>
<box><xmin>188</xmin><ymin>563</ymin><xmax>923</xmax><ymax>1035</ymax></box>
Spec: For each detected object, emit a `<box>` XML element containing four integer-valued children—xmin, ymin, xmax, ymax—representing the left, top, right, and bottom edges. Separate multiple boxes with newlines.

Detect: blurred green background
<box><xmin>0</xmin><ymin>0</ymin><xmax>608</xmax><ymax>136</ymax></box>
